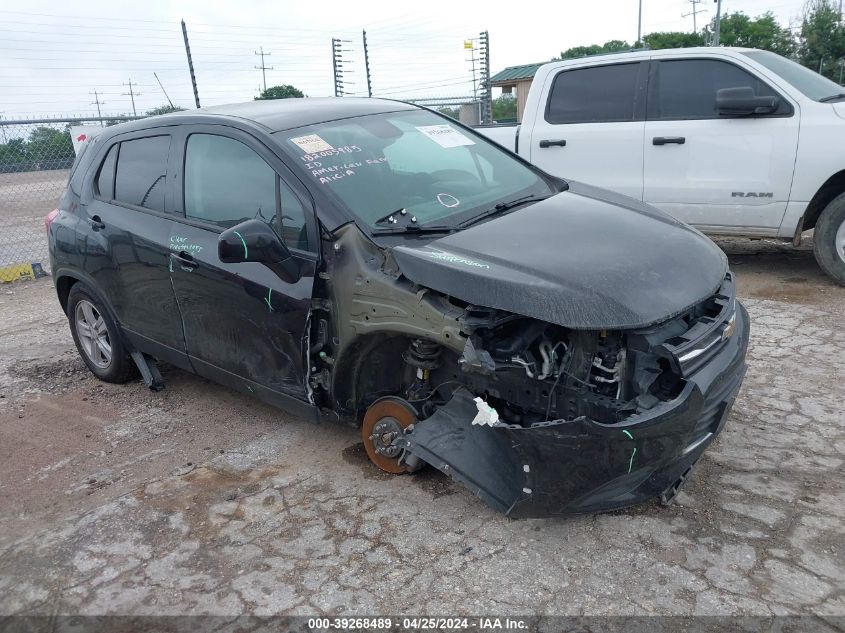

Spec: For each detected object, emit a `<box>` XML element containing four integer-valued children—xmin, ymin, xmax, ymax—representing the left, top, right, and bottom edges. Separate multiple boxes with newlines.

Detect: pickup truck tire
<box><xmin>813</xmin><ymin>193</ymin><xmax>845</xmax><ymax>286</ymax></box>
<box><xmin>67</xmin><ymin>283</ymin><xmax>136</xmax><ymax>383</ymax></box>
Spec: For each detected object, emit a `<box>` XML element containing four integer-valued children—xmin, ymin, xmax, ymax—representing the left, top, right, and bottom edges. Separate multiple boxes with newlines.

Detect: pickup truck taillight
<box><xmin>44</xmin><ymin>209</ymin><xmax>59</xmax><ymax>234</ymax></box>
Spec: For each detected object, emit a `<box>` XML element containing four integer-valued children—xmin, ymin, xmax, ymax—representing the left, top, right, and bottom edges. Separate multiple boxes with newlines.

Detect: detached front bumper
<box><xmin>398</xmin><ymin>302</ymin><xmax>750</xmax><ymax>518</ymax></box>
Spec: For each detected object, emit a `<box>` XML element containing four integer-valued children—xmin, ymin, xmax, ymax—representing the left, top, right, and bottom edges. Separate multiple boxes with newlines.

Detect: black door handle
<box><xmin>539</xmin><ymin>139</ymin><xmax>567</xmax><ymax>148</ymax></box>
<box><xmin>89</xmin><ymin>215</ymin><xmax>105</xmax><ymax>230</ymax></box>
<box><xmin>653</xmin><ymin>136</ymin><xmax>686</xmax><ymax>145</ymax></box>
<box><xmin>170</xmin><ymin>251</ymin><xmax>196</xmax><ymax>271</ymax></box>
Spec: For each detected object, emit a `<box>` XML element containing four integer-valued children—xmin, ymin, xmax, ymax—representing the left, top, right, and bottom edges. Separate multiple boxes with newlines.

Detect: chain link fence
<box><xmin>0</xmin><ymin>115</ymin><xmax>140</xmax><ymax>282</ymax></box>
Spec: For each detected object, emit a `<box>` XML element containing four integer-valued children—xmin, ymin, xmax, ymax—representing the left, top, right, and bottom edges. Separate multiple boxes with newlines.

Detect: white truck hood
<box><xmin>833</xmin><ymin>103</ymin><xmax>845</xmax><ymax>121</ymax></box>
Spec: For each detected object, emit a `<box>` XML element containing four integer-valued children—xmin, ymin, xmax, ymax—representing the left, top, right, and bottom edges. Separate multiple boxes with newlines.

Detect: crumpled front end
<box><xmin>396</xmin><ymin>288</ymin><xmax>749</xmax><ymax>518</ymax></box>
<box><xmin>312</xmin><ymin>224</ymin><xmax>749</xmax><ymax>517</ymax></box>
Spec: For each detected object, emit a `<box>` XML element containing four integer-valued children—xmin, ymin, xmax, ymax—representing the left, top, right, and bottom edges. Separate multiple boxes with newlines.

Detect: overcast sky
<box><xmin>0</xmin><ymin>0</ymin><xmax>807</xmax><ymax>119</ymax></box>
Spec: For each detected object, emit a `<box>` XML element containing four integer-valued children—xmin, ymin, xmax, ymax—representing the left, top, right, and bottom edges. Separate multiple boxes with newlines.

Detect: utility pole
<box><xmin>332</xmin><ymin>38</ymin><xmax>351</xmax><ymax>97</ymax></box>
<box><xmin>362</xmin><ymin>30</ymin><xmax>372</xmax><ymax>97</ymax></box>
<box><xmin>637</xmin><ymin>0</ymin><xmax>643</xmax><ymax>44</ymax></box>
<box><xmin>682</xmin><ymin>0</ymin><xmax>706</xmax><ymax>33</ymax></box>
<box><xmin>479</xmin><ymin>30</ymin><xmax>492</xmax><ymax>125</ymax></box>
<box><xmin>90</xmin><ymin>89</ymin><xmax>105</xmax><ymax>121</ymax></box>
<box><xmin>181</xmin><ymin>19</ymin><xmax>201</xmax><ymax>109</ymax></box>
<box><xmin>465</xmin><ymin>38</ymin><xmax>479</xmax><ymax>101</ymax></box>
<box><xmin>254</xmin><ymin>46</ymin><xmax>273</xmax><ymax>94</ymax></box>
<box><xmin>713</xmin><ymin>0</ymin><xmax>722</xmax><ymax>46</ymax></box>
<box><xmin>122</xmin><ymin>78</ymin><xmax>140</xmax><ymax>116</ymax></box>
<box><xmin>153</xmin><ymin>72</ymin><xmax>174</xmax><ymax>108</ymax></box>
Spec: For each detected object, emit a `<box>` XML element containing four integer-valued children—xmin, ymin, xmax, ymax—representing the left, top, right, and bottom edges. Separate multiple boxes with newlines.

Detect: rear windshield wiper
<box><xmin>455</xmin><ymin>193</ymin><xmax>554</xmax><ymax>229</ymax></box>
<box><xmin>819</xmin><ymin>93</ymin><xmax>845</xmax><ymax>103</ymax></box>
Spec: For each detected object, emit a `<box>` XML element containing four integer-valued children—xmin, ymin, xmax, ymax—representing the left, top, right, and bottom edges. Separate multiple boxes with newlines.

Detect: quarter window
<box><xmin>96</xmin><ymin>144</ymin><xmax>118</xmax><ymax>199</ymax></box>
<box><xmin>546</xmin><ymin>63</ymin><xmax>641</xmax><ymax>124</ymax></box>
<box><xmin>650</xmin><ymin>59</ymin><xmax>788</xmax><ymax>120</ymax></box>
<box><xmin>183</xmin><ymin>134</ymin><xmax>310</xmax><ymax>250</ymax></box>
<box><xmin>114</xmin><ymin>135</ymin><xmax>170</xmax><ymax>212</ymax></box>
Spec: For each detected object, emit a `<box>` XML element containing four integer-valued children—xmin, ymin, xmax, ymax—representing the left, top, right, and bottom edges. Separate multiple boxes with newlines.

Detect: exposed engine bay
<box><xmin>304</xmin><ymin>223</ymin><xmax>747</xmax><ymax>516</ymax></box>
<box><xmin>310</xmin><ymin>224</ymin><xmax>726</xmax><ymax>434</ymax></box>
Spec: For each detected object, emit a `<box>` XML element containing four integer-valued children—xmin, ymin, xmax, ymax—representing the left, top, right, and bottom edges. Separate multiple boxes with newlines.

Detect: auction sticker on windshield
<box><xmin>290</xmin><ymin>134</ymin><xmax>334</xmax><ymax>154</ymax></box>
<box><xmin>416</xmin><ymin>125</ymin><xmax>475</xmax><ymax>148</ymax></box>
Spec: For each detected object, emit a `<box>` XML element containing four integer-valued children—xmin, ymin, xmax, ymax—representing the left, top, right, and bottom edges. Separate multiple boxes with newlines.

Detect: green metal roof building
<box><xmin>490</xmin><ymin>62</ymin><xmax>545</xmax><ymax>122</ymax></box>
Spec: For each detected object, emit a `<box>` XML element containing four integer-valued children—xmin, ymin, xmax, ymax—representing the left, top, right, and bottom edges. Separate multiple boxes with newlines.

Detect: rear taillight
<box><xmin>45</xmin><ymin>209</ymin><xmax>59</xmax><ymax>234</ymax></box>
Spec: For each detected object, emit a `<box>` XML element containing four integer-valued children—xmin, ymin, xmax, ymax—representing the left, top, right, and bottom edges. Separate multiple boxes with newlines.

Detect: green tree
<box><xmin>642</xmin><ymin>31</ymin><xmax>706</xmax><ymax>49</ymax></box>
<box><xmin>0</xmin><ymin>138</ymin><xmax>28</xmax><ymax>171</ymax></box>
<box><xmin>492</xmin><ymin>95</ymin><xmax>517</xmax><ymax>121</ymax></box>
<box><xmin>255</xmin><ymin>84</ymin><xmax>305</xmax><ymax>100</ymax></box>
<box><xmin>798</xmin><ymin>0</ymin><xmax>845</xmax><ymax>81</ymax></box>
<box><xmin>437</xmin><ymin>106</ymin><xmax>460</xmax><ymax>120</ymax></box>
<box><xmin>703</xmin><ymin>12</ymin><xmax>797</xmax><ymax>56</ymax></box>
<box><xmin>26</xmin><ymin>127</ymin><xmax>74</xmax><ymax>163</ymax></box>
<box><xmin>145</xmin><ymin>105</ymin><xmax>185</xmax><ymax>116</ymax></box>
<box><xmin>560</xmin><ymin>39</ymin><xmax>632</xmax><ymax>59</ymax></box>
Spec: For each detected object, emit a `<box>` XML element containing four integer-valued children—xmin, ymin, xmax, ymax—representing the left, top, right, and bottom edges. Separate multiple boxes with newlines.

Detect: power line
<box><xmin>154</xmin><ymin>72</ymin><xmax>174</xmax><ymax>108</ymax></box>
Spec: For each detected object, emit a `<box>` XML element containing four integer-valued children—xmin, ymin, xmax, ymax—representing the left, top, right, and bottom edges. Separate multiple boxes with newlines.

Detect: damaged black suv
<box><xmin>48</xmin><ymin>98</ymin><xmax>749</xmax><ymax>518</ymax></box>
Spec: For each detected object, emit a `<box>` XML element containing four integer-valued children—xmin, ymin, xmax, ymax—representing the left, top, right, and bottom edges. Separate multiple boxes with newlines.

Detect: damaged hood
<box><xmin>391</xmin><ymin>181</ymin><xmax>728</xmax><ymax>330</ymax></box>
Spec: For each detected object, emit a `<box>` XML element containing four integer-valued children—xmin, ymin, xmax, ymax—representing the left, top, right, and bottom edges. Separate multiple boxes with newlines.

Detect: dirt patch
<box><xmin>0</xmin><ymin>393</ymin><xmax>122</xmax><ymax>509</ymax></box>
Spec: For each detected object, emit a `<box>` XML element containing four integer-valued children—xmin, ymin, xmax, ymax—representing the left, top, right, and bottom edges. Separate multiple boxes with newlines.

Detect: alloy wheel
<box><xmin>74</xmin><ymin>299</ymin><xmax>112</xmax><ymax>369</ymax></box>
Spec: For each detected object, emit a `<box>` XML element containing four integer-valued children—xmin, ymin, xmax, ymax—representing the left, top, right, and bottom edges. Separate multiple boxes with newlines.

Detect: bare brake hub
<box><xmin>361</xmin><ymin>397</ymin><xmax>418</xmax><ymax>474</ymax></box>
<box><xmin>369</xmin><ymin>417</ymin><xmax>404</xmax><ymax>458</ymax></box>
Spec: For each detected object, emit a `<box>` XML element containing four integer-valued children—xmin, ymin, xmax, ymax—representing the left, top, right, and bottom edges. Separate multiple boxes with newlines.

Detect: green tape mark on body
<box><xmin>622</xmin><ymin>429</ymin><xmax>635</xmax><ymax>473</ymax></box>
<box><xmin>233</xmin><ymin>230</ymin><xmax>248</xmax><ymax>260</ymax></box>
<box><xmin>265</xmin><ymin>288</ymin><xmax>273</xmax><ymax>312</ymax></box>
<box><xmin>627</xmin><ymin>446</ymin><xmax>637</xmax><ymax>473</ymax></box>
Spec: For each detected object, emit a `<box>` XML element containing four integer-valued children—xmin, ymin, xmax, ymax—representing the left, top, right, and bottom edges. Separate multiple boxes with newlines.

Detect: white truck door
<box><xmin>643</xmin><ymin>57</ymin><xmax>799</xmax><ymax>233</ymax></box>
<box><xmin>527</xmin><ymin>61</ymin><xmax>648</xmax><ymax>200</ymax></box>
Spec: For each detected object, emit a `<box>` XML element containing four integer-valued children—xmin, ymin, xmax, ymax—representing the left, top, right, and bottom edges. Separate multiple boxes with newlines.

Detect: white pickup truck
<box><xmin>476</xmin><ymin>47</ymin><xmax>845</xmax><ymax>285</ymax></box>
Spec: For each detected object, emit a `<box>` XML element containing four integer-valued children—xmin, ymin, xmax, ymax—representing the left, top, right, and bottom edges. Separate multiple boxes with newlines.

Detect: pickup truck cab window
<box><xmin>114</xmin><ymin>135</ymin><xmax>170</xmax><ymax>212</ymax></box>
<box><xmin>545</xmin><ymin>63</ymin><xmax>642</xmax><ymax>124</ymax></box>
<box><xmin>183</xmin><ymin>133</ymin><xmax>309</xmax><ymax>250</ymax></box>
<box><xmin>649</xmin><ymin>59</ymin><xmax>790</xmax><ymax>120</ymax></box>
<box><xmin>278</xmin><ymin>109</ymin><xmax>552</xmax><ymax>230</ymax></box>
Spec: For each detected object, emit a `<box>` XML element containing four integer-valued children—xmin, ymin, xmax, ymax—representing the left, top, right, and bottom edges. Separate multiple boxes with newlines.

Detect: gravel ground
<box><xmin>0</xmin><ymin>238</ymin><xmax>843</xmax><ymax>620</ymax></box>
<box><xmin>0</xmin><ymin>169</ymin><xmax>67</xmax><ymax>267</ymax></box>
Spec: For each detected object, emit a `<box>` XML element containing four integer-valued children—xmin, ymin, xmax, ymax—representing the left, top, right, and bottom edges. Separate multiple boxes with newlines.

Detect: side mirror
<box><xmin>716</xmin><ymin>87</ymin><xmax>779</xmax><ymax>117</ymax></box>
<box><xmin>218</xmin><ymin>219</ymin><xmax>300</xmax><ymax>282</ymax></box>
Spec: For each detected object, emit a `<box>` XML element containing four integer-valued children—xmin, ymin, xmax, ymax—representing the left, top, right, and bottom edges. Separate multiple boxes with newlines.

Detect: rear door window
<box><xmin>114</xmin><ymin>135</ymin><xmax>170</xmax><ymax>211</ymax></box>
<box><xmin>546</xmin><ymin>63</ymin><xmax>641</xmax><ymax>124</ymax></box>
<box><xmin>649</xmin><ymin>59</ymin><xmax>789</xmax><ymax>120</ymax></box>
<box><xmin>95</xmin><ymin>144</ymin><xmax>118</xmax><ymax>198</ymax></box>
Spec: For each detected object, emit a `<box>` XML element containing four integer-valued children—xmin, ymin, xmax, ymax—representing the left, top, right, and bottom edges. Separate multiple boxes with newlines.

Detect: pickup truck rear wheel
<box><xmin>813</xmin><ymin>193</ymin><xmax>845</xmax><ymax>286</ymax></box>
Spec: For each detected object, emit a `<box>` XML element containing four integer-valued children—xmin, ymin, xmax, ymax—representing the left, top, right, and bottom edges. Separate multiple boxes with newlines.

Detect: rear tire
<box><xmin>67</xmin><ymin>283</ymin><xmax>136</xmax><ymax>383</ymax></box>
<box><xmin>813</xmin><ymin>193</ymin><xmax>845</xmax><ymax>286</ymax></box>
